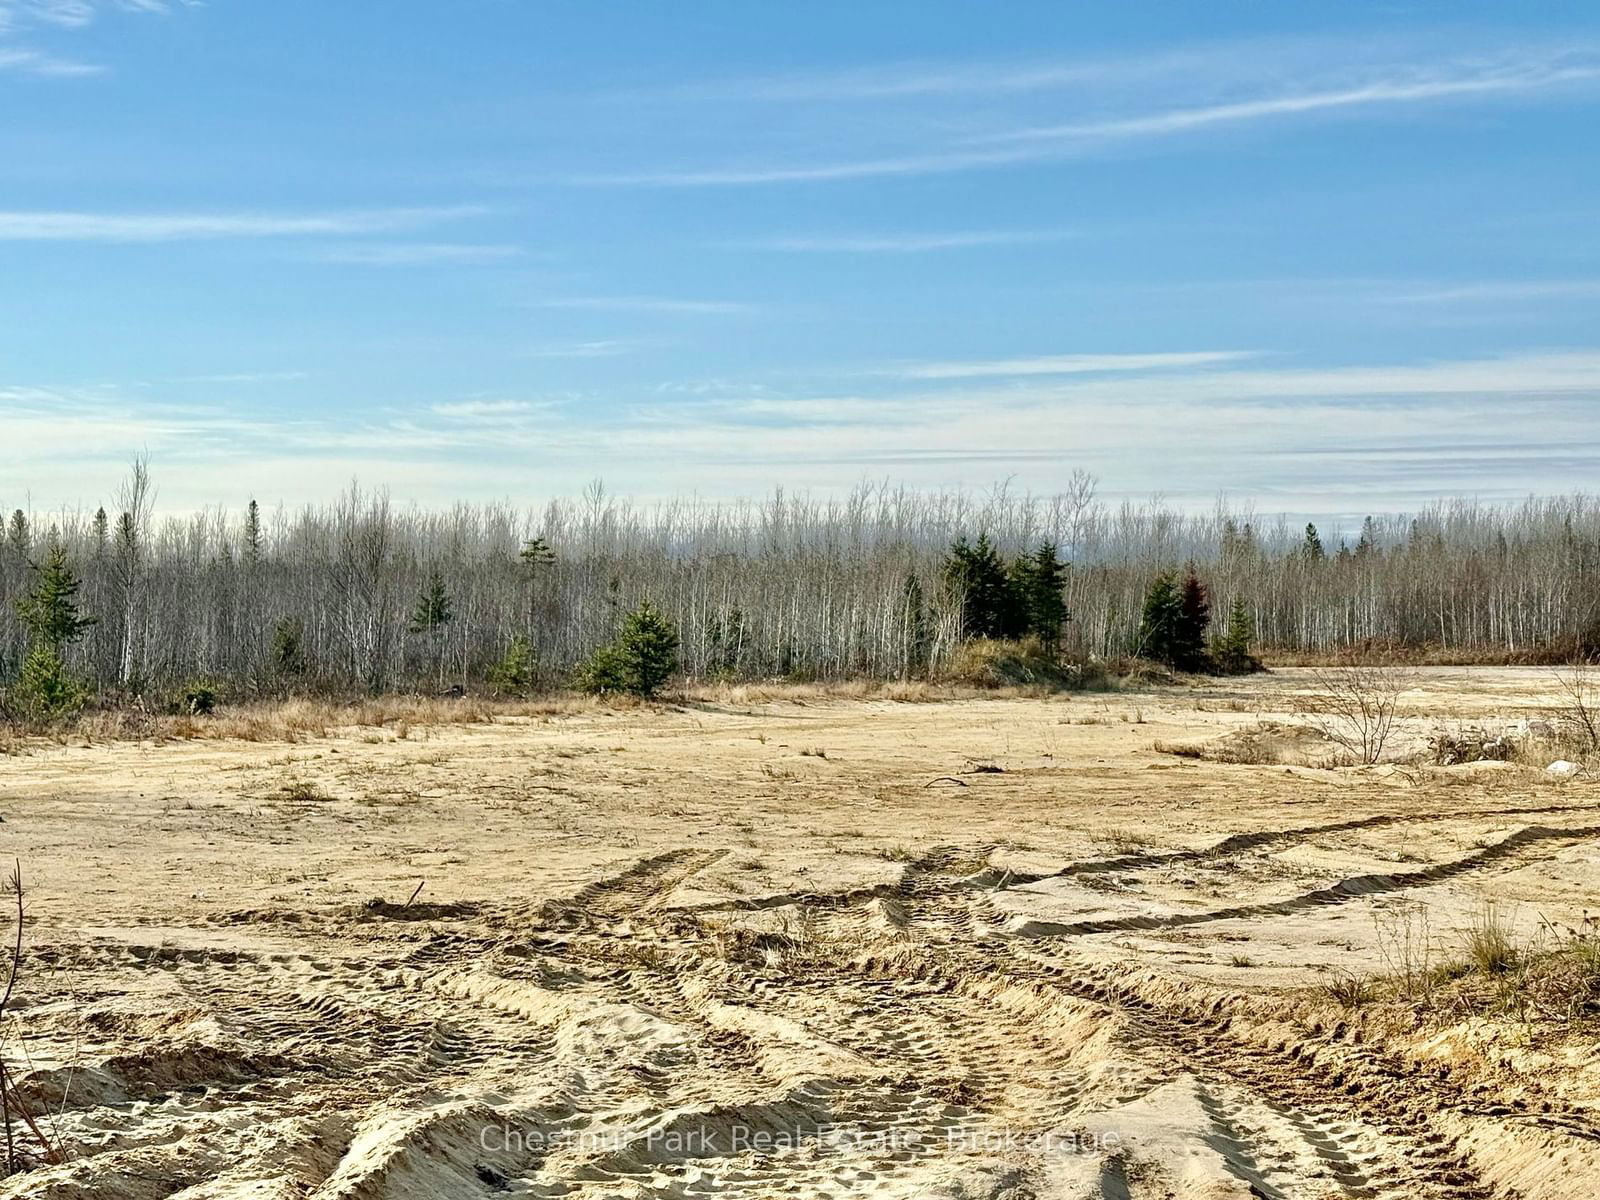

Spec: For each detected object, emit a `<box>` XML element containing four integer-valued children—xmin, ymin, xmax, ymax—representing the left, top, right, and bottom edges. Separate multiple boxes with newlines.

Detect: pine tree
<box><xmin>6</xmin><ymin>510</ymin><xmax>28</xmax><ymax>561</ymax></box>
<box><xmin>1174</xmin><ymin>567</ymin><xmax>1212</xmax><ymax>672</ymax></box>
<box><xmin>942</xmin><ymin>534</ymin><xmax>1024</xmax><ymax>640</ymax></box>
<box><xmin>901</xmin><ymin>572</ymin><xmax>930</xmax><ymax>677</ymax></box>
<box><xmin>1020</xmin><ymin>542</ymin><xmax>1069</xmax><ymax>653</ymax></box>
<box><xmin>410</xmin><ymin>569</ymin><xmax>453</xmax><ymax>633</ymax></box>
<box><xmin>488</xmin><ymin>635</ymin><xmax>536</xmax><ymax>696</ymax></box>
<box><xmin>13</xmin><ymin>543</ymin><xmax>95</xmax><ymax>719</ymax></box>
<box><xmin>578</xmin><ymin>600</ymin><xmax>679</xmax><ymax>697</ymax></box>
<box><xmin>1303</xmin><ymin>523</ymin><xmax>1325</xmax><ymax>561</ymax></box>
<box><xmin>91</xmin><ymin>507</ymin><xmax>109</xmax><ymax>559</ymax></box>
<box><xmin>1211</xmin><ymin>598</ymin><xmax>1261</xmax><ymax>675</ymax></box>
<box><xmin>272</xmin><ymin>617</ymin><xmax>306</xmax><ymax>678</ymax></box>
<box><xmin>244</xmin><ymin>499</ymin><xmax>264</xmax><ymax>568</ymax></box>
<box><xmin>1354</xmin><ymin>516</ymin><xmax>1378</xmax><ymax>560</ymax></box>
<box><xmin>1136</xmin><ymin>571</ymin><xmax>1183</xmax><ymax>665</ymax></box>
<box><xmin>519</xmin><ymin>536</ymin><xmax>555</xmax><ymax>567</ymax></box>
<box><xmin>16</xmin><ymin>544</ymin><xmax>96</xmax><ymax>649</ymax></box>
<box><xmin>410</xmin><ymin>569</ymin><xmax>454</xmax><ymax>688</ymax></box>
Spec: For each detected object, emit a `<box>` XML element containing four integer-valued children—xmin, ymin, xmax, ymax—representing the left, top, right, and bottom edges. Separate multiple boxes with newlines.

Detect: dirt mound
<box><xmin>1157</xmin><ymin>719</ymin><xmax>1332</xmax><ymax>764</ymax></box>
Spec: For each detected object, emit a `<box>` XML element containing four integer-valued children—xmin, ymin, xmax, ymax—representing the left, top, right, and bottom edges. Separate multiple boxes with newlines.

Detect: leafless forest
<box><xmin>3</xmin><ymin>465</ymin><xmax>1598</xmax><ymax>693</ymax></box>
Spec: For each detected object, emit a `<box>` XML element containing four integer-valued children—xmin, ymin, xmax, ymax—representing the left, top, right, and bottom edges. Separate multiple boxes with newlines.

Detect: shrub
<box><xmin>488</xmin><ymin>636</ymin><xmax>536</xmax><ymax>697</ymax></box>
<box><xmin>183</xmin><ymin>685</ymin><xmax>217</xmax><ymax>716</ymax></box>
<box><xmin>271</xmin><ymin>617</ymin><xmax>306</xmax><ymax>677</ymax></box>
<box><xmin>576</xmin><ymin>600</ymin><xmax>679</xmax><ymax>697</ymax></box>
<box><xmin>1299</xmin><ymin>662</ymin><xmax>1413</xmax><ymax>764</ymax></box>
<box><xmin>14</xmin><ymin>644</ymin><xmax>87</xmax><ymax>720</ymax></box>
<box><xmin>1211</xmin><ymin>598</ymin><xmax>1263</xmax><ymax>675</ymax></box>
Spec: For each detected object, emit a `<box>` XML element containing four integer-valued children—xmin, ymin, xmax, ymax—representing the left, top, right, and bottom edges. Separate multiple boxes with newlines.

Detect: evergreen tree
<box><xmin>1354</xmin><ymin>516</ymin><xmax>1379</xmax><ymax>560</ymax></box>
<box><xmin>519</xmin><ymin>536</ymin><xmax>555</xmax><ymax>567</ymax></box>
<box><xmin>410</xmin><ymin>569</ymin><xmax>454</xmax><ymax>688</ymax></box>
<box><xmin>900</xmin><ymin>572</ymin><xmax>930</xmax><ymax>677</ymax></box>
<box><xmin>1302</xmin><ymin>523</ymin><xmax>1325</xmax><ymax>561</ymax></box>
<box><xmin>13</xmin><ymin>543</ymin><xmax>94</xmax><ymax>719</ymax></box>
<box><xmin>410</xmin><ymin>569</ymin><xmax>453</xmax><ymax>633</ymax></box>
<box><xmin>1020</xmin><ymin>542</ymin><xmax>1070</xmax><ymax>653</ymax></box>
<box><xmin>942</xmin><ymin>534</ymin><xmax>1024</xmax><ymax>639</ymax></box>
<box><xmin>578</xmin><ymin>600</ymin><xmax>679</xmax><ymax>697</ymax></box>
<box><xmin>91</xmin><ymin>507</ymin><xmax>109</xmax><ymax>560</ymax></box>
<box><xmin>1211</xmin><ymin>598</ymin><xmax>1261</xmax><ymax>675</ymax></box>
<box><xmin>6</xmin><ymin>510</ymin><xmax>28</xmax><ymax>561</ymax></box>
<box><xmin>272</xmin><ymin>617</ymin><xmax>307</xmax><ymax>678</ymax></box>
<box><xmin>244</xmin><ymin>499</ymin><xmax>264</xmax><ymax>568</ymax></box>
<box><xmin>16</xmin><ymin>544</ymin><xmax>96</xmax><ymax>649</ymax></box>
<box><xmin>1174</xmin><ymin>567</ymin><xmax>1212</xmax><ymax>672</ymax></box>
<box><xmin>1136</xmin><ymin>571</ymin><xmax>1183</xmax><ymax>665</ymax></box>
<box><xmin>488</xmin><ymin>635</ymin><xmax>536</xmax><ymax>696</ymax></box>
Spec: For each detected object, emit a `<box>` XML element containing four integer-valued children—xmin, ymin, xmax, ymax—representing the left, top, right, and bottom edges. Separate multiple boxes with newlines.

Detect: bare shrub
<box><xmin>1429</xmin><ymin>725</ymin><xmax>1513</xmax><ymax>765</ymax></box>
<box><xmin>1319</xmin><ymin>967</ymin><xmax>1376</xmax><ymax>1008</ymax></box>
<box><xmin>1551</xmin><ymin>660</ymin><xmax>1600</xmax><ymax>754</ymax></box>
<box><xmin>1298</xmin><ymin>662</ymin><xmax>1413</xmax><ymax>765</ymax></box>
<box><xmin>1</xmin><ymin>862</ymin><xmax>69</xmax><ymax>1174</ymax></box>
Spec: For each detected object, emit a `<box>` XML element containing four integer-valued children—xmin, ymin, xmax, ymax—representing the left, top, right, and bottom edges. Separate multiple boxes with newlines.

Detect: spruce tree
<box><xmin>1021</xmin><ymin>542</ymin><xmax>1069</xmax><ymax>653</ymax></box>
<box><xmin>244</xmin><ymin>499</ymin><xmax>264</xmax><ymax>568</ymax></box>
<box><xmin>17</xmin><ymin>544</ymin><xmax>96</xmax><ymax>649</ymax></box>
<box><xmin>1173</xmin><ymin>567</ymin><xmax>1212</xmax><ymax>672</ymax></box>
<box><xmin>1354</xmin><ymin>516</ymin><xmax>1378</xmax><ymax>560</ymax></box>
<box><xmin>901</xmin><ymin>572</ymin><xmax>930</xmax><ymax>677</ymax></box>
<box><xmin>6</xmin><ymin>510</ymin><xmax>28</xmax><ymax>561</ymax></box>
<box><xmin>942</xmin><ymin>534</ymin><xmax>1024</xmax><ymax>640</ymax></box>
<box><xmin>578</xmin><ymin>600</ymin><xmax>679</xmax><ymax>697</ymax></box>
<box><xmin>91</xmin><ymin>507</ymin><xmax>109</xmax><ymax>559</ymax></box>
<box><xmin>1303</xmin><ymin>523</ymin><xmax>1325</xmax><ymax>561</ymax></box>
<box><xmin>13</xmin><ymin>543</ymin><xmax>95</xmax><ymax>719</ymax></box>
<box><xmin>272</xmin><ymin>617</ymin><xmax>306</xmax><ymax>678</ymax></box>
<box><xmin>1211</xmin><ymin>598</ymin><xmax>1261</xmax><ymax>675</ymax></box>
<box><xmin>488</xmin><ymin>635</ymin><xmax>536</xmax><ymax>696</ymax></box>
<box><xmin>410</xmin><ymin>569</ymin><xmax>454</xmax><ymax>688</ymax></box>
<box><xmin>1136</xmin><ymin>571</ymin><xmax>1183</xmax><ymax>665</ymax></box>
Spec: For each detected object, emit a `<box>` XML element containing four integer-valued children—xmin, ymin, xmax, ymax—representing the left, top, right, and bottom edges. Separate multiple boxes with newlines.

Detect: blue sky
<box><xmin>3</xmin><ymin>1</ymin><xmax>1600</xmax><ymax>518</ymax></box>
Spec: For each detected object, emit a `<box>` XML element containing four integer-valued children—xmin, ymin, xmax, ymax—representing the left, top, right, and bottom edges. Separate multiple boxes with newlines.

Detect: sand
<box><xmin>0</xmin><ymin>667</ymin><xmax>1597</xmax><ymax>1198</ymax></box>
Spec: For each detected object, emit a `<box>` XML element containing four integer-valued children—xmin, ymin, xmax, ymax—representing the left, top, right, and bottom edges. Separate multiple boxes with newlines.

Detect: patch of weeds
<box><xmin>272</xmin><ymin>779</ymin><xmax>334</xmax><ymax>804</ymax></box>
<box><xmin>1320</xmin><ymin>967</ymin><xmax>1377</xmax><ymax>1008</ymax></box>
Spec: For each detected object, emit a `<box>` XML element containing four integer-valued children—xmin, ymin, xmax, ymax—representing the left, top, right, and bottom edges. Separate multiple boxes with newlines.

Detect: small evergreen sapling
<box><xmin>13</xmin><ymin>543</ymin><xmax>95</xmax><ymax>719</ymax></box>
<box><xmin>577</xmin><ymin>600</ymin><xmax>679</xmax><ymax>697</ymax></box>
<box><xmin>489</xmin><ymin>635</ymin><xmax>536</xmax><ymax>697</ymax></box>
<box><xmin>1211</xmin><ymin>598</ymin><xmax>1262</xmax><ymax>675</ymax></box>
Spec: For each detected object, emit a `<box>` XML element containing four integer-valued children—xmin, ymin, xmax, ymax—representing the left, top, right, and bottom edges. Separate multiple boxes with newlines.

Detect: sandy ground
<box><xmin>1</xmin><ymin>667</ymin><xmax>1598</xmax><ymax>1199</ymax></box>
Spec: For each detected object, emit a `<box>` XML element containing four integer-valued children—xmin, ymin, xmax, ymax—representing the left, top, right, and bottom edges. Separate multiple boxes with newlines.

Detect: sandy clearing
<box><xmin>0</xmin><ymin>667</ymin><xmax>1597</xmax><ymax>1198</ymax></box>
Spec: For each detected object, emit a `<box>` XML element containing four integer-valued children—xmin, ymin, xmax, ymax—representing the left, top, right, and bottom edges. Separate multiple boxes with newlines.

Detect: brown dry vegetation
<box><xmin>1</xmin><ymin>666</ymin><xmax>1599</xmax><ymax>1198</ymax></box>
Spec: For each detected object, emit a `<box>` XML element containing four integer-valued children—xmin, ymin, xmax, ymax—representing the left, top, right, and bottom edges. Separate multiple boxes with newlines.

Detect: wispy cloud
<box><xmin>11</xmin><ymin>351</ymin><xmax>1600</xmax><ymax>514</ymax></box>
<box><xmin>719</xmin><ymin>229</ymin><xmax>1073</xmax><ymax>253</ymax></box>
<box><xmin>0</xmin><ymin>206</ymin><xmax>485</xmax><ymax>242</ymax></box>
<box><xmin>887</xmin><ymin>350</ymin><xmax>1261</xmax><ymax>380</ymax></box>
<box><xmin>0</xmin><ymin>45</ymin><xmax>97</xmax><ymax>74</ymax></box>
<box><xmin>1377</xmin><ymin>280</ymin><xmax>1600</xmax><ymax>304</ymax></box>
<box><xmin>520</xmin><ymin>339</ymin><xmax>664</xmax><ymax>359</ymax></box>
<box><xmin>580</xmin><ymin>48</ymin><xmax>1600</xmax><ymax>187</ymax></box>
<box><xmin>0</xmin><ymin>0</ymin><xmax>193</xmax><ymax>74</ymax></box>
<box><xmin>163</xmin><ymin>370</ymin><xmax>308</xmax><ymax>385</ymax></box>
<box><xmin>535</xmin><ymin>295</ymin><xmax>755</xmax><ymax>315</ymax></box>
<box><xmin>430</xmin><ymin>398</ymin><xmax>555</xmax><ymax>422</ymax></box>
<box><xmin>979</xmin><ymin>62</ymin><xmax>1600</xmax><ymax>146</ymax></box>
<box><xmin>0</xmin><ymin>0</ymin><xmax>190</xmax><ymax>30</ymax></box>
<box><xmin>314</xmin><ymin>242</ymin><xmax>523</xmax><ymax>266</ymax></box>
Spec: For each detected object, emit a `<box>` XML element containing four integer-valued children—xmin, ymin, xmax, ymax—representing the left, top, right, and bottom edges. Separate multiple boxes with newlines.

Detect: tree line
<box><xmin>3</xmin><ymin>466</ymin><xmax>1599</xmax><ymax>710</ymax></box>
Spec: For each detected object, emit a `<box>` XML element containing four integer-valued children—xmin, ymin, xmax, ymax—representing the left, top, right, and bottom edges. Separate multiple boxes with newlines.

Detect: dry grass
<box><xmin>4</xmin><ymin>692</ymin><xmax>620</xmax><ymax>752</ymax></box>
